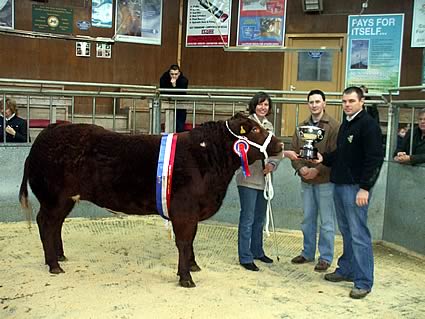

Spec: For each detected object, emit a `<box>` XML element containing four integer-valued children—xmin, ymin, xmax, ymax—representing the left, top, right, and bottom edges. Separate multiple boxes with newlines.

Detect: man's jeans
<box><xmin>300</xmin><ymin>182</ymin><xmax>336</xmax><ymax>264</ymax></box>
<box><xmin>333</xmin><ymin>184</ymin><xmax>374</xmax><ymax>291</ymax></box>
<box><xmin>237</xmin><ymin>186</ymin><xmax>267</xmax><ymax>264</ymax></box>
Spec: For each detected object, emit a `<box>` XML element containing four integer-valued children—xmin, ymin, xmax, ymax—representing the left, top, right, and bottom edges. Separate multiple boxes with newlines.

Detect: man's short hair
<box><xmin>168</xmin><ymin>64</ymin><xmax>181</xmax><ymax>72</ymax></box>
<box><xmin>418</xmin><ymin>108</ymin><xmax>425</xmax><ymax>117</ymax></box>
<box><xmin>307</xmin><ymin>89</ymin><xmax>326</xmax><ymax>102</ymax></box>
<box><xmin>343</xmin><ymin>86</ymin><xmax>364</xmax><ymax>100</ymax></box>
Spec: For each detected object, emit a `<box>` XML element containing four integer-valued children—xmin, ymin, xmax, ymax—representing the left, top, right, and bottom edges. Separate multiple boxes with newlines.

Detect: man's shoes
<box><xmin>255</xmin><ymin>255</ymin><xmax>273</xmax><ymax>264</ymax></box>
<box><xmin>291</xmin><ymin>255</ymin><xmax>312</xmax><ymax>264</ymax></box>
<box><xmin>324</xmin><ymin>271</ymin><xmax>353</xmax><ymax>282</ymax></box>
<box><xmin>314</xmin><ymin>260</ymin><xmax>330</xmax><ymax>272</ymax></box>
<box><xmin>241</xmin><ymin>262</ymin><xmax>259</xmax><ymax>271</ymax></box>
<box><xmin>349</xmin><ymin>287</ymin><xmax>371</xmax><ymax>299</ymax></box>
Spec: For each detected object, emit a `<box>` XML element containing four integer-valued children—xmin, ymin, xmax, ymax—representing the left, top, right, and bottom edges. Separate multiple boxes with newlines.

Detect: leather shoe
<box><xmin>255</xmin><ymin>255</ymin><xmax>273</xmax><ymax>264</ymax></box>
<box><xmin>241</xmin><ymin>262</ymin><xmax>259</xmax><ymax>271</ymax></box>
<box><xmin>349</xmin><ymin>287</ymin><xmax>371</xmax><ymax>299</ymax></box>
<box><xmin>314</xmin><ymin>260</ymin><xmax>330</xmax><ymax>272</ymax></box>
<box><xmin>291</xmin><ymin>255</ymin><xmax>312</xmax><ymax>264</ymax></box>
<box><xmin>324</xmin><ymin>271</ymin><xmax>353</xmax><ymax>282</ymax></box>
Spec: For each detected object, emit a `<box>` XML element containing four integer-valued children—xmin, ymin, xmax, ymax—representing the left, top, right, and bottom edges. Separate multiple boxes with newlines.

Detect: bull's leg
<box><xmin>189</xmin><ymin>224</ymin><xmax>201</xmax><ymax>272</ymax></box>
<box><xmin>172</xmin><ymin>219</ymin><xmax>198</xmax><ymax>288</ymax></box>
<box><xmin>37</xmin><ymin>199</ymin><xmax>74</xmax><ymax>274</ymax></box>
<box><xmin>37</xmin><ymin>210</ymin><xmax>64</xmax><ymax>274</ymax></box>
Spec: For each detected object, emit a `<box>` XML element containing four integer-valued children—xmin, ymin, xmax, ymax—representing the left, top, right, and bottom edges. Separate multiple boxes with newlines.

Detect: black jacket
<box><xmin>323</xmin><ymin>110</ymin><xmax>383</xmax><ymax>191</ymax></box>
<box><xmin>0</xmin><ymin>114</ymin><xmax>29</xmax><ymax>143</ymax></box>
<box><xmin>394</xmin><ymin>126</ymin><xmax>425</xmax><ymax>165</ymax></box>
<box><xmin>159</xmin><ymin>71</ymin><xmax>188</xmax><ymax>95</ymax></box>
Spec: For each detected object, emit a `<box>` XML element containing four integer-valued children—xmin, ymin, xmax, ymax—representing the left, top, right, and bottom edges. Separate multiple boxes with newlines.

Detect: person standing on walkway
<box><xmin>290</xmin><ymin>89</ymin><xmax>340</xmax><ymax>272</ymax></box>
<box><xmin>159</xmin><ymin>64</ymin><xmax>189</xmax><ymax>133</ymax></box>
<box><xmin>236</xmin><ymin>91</ymin><xmax>298</xmax><ymax>271</ymax></box>
<box><xmin>316</xmin><ymin>86</ymin><xmax>384</xmax><ymax>299</ymax></box>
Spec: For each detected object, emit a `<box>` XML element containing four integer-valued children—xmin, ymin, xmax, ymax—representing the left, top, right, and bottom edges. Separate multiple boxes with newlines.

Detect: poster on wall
<box><xmin>115</xmin><ymin>0</ymin><xmax>162</xmax><ymax>45</ymax></box>
<box><xmin>0</xmin><ymin>0</ymin><xmax>14</xmax><ymax>29</ymax></box>
<box><xmin>76</xmin><ymin>41</ymin><xmax>91</xmax><ymax>57</ymax></box>
<box><xmin>186</xmin><ymin>0</ymin><xmax>231</xmax><ymax>47</ymax></box>
<box><xmin>412</xmin><ymin>0</ymin><xmax>425</xmax><ymax>47</ymax></box>
<box><xmin>96</xmin><ymin>43</ymin><xmax>112</xmax><ymax>58</ymax></box>
<box><xmin>237</xmin><ymin>0</ymin><xmax>287</xmax><ymax>46</ymax></box>
<box><xmin>346</xmin><ymin>14</ymin><xmax>404</xmax><ymax>94</ymax></box>
<box><xmin>32</xmin><ymin>5</ymin><xmax>73</xmax><ymax>34</ymax></box>
<box><xmin>92</xmin><ymin>0</ymin><xmax>113</xmax><ymax>28</ymax></box>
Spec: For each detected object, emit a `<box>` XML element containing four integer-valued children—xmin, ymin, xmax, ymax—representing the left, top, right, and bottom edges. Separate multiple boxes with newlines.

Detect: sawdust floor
<box><xmin>0</xmin><ymin>216</ymin><xmax>424</xmax><ymax>319</ymax></box>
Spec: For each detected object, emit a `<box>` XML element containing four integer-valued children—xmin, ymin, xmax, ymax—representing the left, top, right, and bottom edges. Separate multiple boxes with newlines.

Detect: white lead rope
<box><xmin>264</xmin><ymin>172</ymin><xmax>280</xmax><ymax>261</ymax></box>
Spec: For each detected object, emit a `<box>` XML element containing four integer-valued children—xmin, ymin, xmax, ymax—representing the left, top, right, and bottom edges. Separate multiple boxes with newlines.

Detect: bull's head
<box><xmin>227</xmin><ymin>113</ymin><xmax>283</xmax><ymax>164</ymax></box>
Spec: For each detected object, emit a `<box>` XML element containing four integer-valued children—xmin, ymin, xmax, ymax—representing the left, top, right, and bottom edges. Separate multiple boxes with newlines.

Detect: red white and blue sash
<box><xmin>156</xmin><ymin>133</ymin><xmax>178</xmax><ymax>220</ymax></box>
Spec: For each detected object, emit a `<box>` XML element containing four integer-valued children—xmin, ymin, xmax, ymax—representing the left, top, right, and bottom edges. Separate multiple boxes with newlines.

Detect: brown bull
<box><xmin>19</xmin><ymin>113</ymin><xmax>283</xmax><ymax>287</ymax></box>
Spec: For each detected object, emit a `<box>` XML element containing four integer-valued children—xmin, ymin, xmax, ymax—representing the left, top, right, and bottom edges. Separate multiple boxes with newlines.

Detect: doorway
<box><xmin>281</xmin><ymin>34</ymin><xmax>346</xmax><ymax>136</ymax></box>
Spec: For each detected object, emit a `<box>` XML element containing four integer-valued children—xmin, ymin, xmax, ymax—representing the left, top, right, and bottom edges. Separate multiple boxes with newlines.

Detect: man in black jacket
<box><xmin>159</xmin><ymin>64</ymin><xmax>189</xmax><ymax>133</ymax></box>
<box><xmin>317</xmin><ymin>86</ymin><xmax>384</xmax><ymax>299</ymax></box>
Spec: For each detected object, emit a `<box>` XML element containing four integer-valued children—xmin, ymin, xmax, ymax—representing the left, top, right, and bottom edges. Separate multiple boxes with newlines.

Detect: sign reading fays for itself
<box><xmin>32</xmin><ymin>4</ymin><xmax>73</xmax><ymax>34</ymax></box>
<box><xmin>349</xmin><ymin>16</ymin><xmax>396</xmax><ymax>36</ymax></box>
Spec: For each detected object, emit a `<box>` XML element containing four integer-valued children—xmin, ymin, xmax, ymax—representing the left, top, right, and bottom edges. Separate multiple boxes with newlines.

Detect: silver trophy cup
<box><xmin>297</xmin><ymin>125</ymin><xmax>325</xmax><ymax>160</ymax></box>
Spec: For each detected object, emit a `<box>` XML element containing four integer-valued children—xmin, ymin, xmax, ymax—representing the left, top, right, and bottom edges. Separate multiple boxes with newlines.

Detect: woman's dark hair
<box><xmin>248</xmin><ymin>91</ymin><xmax>272</xmax><ymax>115</ymax></box>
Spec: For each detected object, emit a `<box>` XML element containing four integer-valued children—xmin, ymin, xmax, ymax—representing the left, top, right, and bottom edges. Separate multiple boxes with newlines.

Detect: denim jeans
<box><xmin>300</xmin><ymin>182</ymin><xmax>336</xmax><ymax>264</ymax></box>
<box><xmin>237</xmin><ymin>186</ymin><xmax>267</xmax><ymax>264</ymax></box>
<box><xmin>333</xmin><ymin>184</ymin><xmax>374</xmax><ymax>291</ymax></box>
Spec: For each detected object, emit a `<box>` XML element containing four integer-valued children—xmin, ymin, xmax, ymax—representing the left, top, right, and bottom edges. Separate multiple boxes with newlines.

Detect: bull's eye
<box><xmin>252</xmin><ymin>127</ymin><xmax>260</xmax><ymax>133</ymax></box>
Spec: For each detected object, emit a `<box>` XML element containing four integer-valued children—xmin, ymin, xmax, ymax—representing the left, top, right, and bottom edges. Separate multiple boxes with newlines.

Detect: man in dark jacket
<box><xmin>159</xmin><ymin>64</ymin><xmax>189</xmax><ymax>133</ymax></box>
<box><xmin>393</xmin><ymin>108</ymin><xmax>425</xmax><ymax>165</ymax></box>
<box><xmin>317</xmin><ymin>86</ymin><xmax>384</xmax><ymax>299</ymax></box>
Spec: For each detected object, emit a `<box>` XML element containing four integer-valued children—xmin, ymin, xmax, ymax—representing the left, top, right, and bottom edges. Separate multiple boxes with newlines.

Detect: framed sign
<box><xmin>412</xmin><ymin>0</ymin><xmax>425</xmax><ymax>47</ymax></box>
<box><xmin>32</xmin><ymin>4</ymin><xmax>73</xmax><ymax>34</ymax></box>
<box><xmin>115</xmin><ymin>0</ymin><xmax>162</xmax><ymax>45</ymax></box>
<box><xmin>0</xmin><ymin>0</ymin><xmax>14</xmax><ymax>29</ymax></box>
<box><xmin>237</xmin><ymin>0</ymin><xmax>287</xmax><ymax>46</ymax></box>
<box><xmin>92</xmin><ymin>0</ymin><xmax>113</xmax><ymax>28</ymax></box>
<box><xmin>76</xmin><ymin>41</ymin><xmax>91</xmax><ymax>57</ymax></box>
<box><xmin>186</xmin><ymin>0</ymin><xmax>231</xmax><ymax>47</ymax></box>
<box><xmin>346</xmin><ymin>14</ymin><xmax>404</xmax><ymax>94</ymax></box>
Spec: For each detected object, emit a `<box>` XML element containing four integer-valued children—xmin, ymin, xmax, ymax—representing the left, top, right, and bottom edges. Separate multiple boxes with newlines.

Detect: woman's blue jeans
<box><xmin>237</xmin><ymin>186</ymin><xmax>267</xmax><ymax>264</ymax></box>
<box><xmin>300</xmin><ymin>182</ymin><xmax>336</xmax><ymax>264</ymax></box>
<box><xmin>333</xmin><ymin>184</ymin><xmax>374</xmax><ymax>291</ymax></box>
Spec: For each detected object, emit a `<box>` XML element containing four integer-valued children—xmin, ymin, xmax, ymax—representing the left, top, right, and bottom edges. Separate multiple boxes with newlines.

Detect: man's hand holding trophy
<box><xmin>297</xmin><ymin>125</ymin><xmax>325</xmax><ymax>162</ymax></box>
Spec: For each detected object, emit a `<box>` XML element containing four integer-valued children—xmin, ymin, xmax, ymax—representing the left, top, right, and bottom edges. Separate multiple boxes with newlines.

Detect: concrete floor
<box><xmin>0</xmin><ymin>216</ymin><xmax>424</xmax><ymax>318</ymax></box>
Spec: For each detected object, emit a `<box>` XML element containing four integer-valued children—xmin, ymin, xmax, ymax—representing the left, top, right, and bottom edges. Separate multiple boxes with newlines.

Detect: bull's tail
<box><xmin>19</xmin><ymin>157</ymin><xmax>33</xmax><ymax>230</ymax></box>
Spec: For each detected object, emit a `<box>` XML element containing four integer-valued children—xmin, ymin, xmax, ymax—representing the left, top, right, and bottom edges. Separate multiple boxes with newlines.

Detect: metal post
<box><xmin>152</xmin><ymin>97</ymin><xmax>161</xmax><ymax>134</ymax></box>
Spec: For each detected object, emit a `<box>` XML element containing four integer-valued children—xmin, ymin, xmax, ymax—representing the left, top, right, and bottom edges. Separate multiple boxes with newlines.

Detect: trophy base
<box><xmin>298</xmin><ymin>147</ymin><xmax>318</xmax><ymax>160</ymax></box>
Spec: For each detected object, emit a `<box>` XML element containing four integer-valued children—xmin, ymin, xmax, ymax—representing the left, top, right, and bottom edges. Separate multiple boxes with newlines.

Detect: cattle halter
<box><xmin>225</xmin><ymin>120</ymin><xmax>273</xmax><ymax>160</ymax></box>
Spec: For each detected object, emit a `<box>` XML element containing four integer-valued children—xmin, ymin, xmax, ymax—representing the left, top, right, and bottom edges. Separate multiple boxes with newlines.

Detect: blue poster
<box><xmin>92</xmin><ymin>0</ymin><xmax>113</xmax><ymax>28</ymax></box>
<box><xmin>346</xmin><ymin>14</ymin><xmax>404</xmax><ymax>94</ymax></box>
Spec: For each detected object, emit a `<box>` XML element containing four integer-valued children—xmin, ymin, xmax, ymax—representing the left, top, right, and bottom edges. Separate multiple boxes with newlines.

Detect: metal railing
<box><xmin>2</xmin><ymin>78</ymin><xmax>424</xmax><ymax>161</ymax></box>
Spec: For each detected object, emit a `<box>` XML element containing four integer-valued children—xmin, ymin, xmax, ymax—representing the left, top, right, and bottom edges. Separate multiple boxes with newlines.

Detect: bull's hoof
<box><xmin>57</xmin><ymin>255</ymin><xmax>68</xmax><ymax>262</ymax></box>
<box><xmin>190</xmin><ymin>264</ymin><xmax>201</xmax><ymax>272</ymax></box>
<box><xmin>179</xmin><ymin>279</ymin><xmax>196</xmax><ymax>288</ymax></box>
<box><xmin>49</xmin><ymin>266</ymin><xmax>65</xmax><ymax>274</ymax></box>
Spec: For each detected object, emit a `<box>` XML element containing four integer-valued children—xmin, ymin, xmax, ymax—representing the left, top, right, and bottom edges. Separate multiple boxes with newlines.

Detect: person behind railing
<box><xmin>290</xmin><ymin>89</ymin><xmax>340</xmax><ymax>273</ymax></box>
<box><xmin>159</xmin><ymin>64</ymin><xmax>189</xmax><ymax>133</ymax></box>
<box><xmin>396</xmin><ymin>126</ymin><xmax>407</xmax><ymax>149</ymax></box>
<box><xmin>393</xmin><ymin>108</ymin><xmax>425</xmax><ymax>165</ymax></box>
<box><xmin>0</xmin><ymin>98</ymin><xmax>29</xmax><ymax>143</ymax></box>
